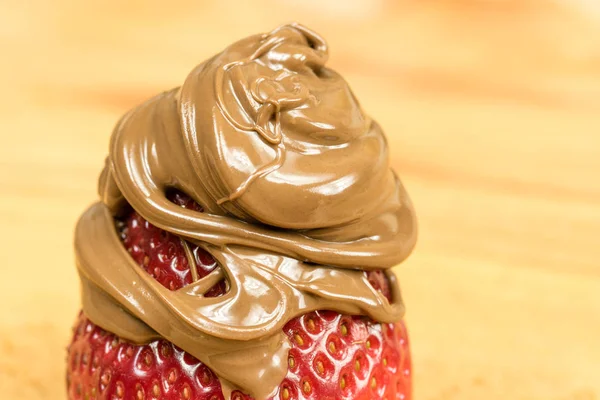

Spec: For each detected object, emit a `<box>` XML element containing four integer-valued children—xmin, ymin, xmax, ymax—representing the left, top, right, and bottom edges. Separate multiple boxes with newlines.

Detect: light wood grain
<box><xmin>1</xmin><ymin>1</ymin><xmax>599</xmax><ymax>399</ymax></box>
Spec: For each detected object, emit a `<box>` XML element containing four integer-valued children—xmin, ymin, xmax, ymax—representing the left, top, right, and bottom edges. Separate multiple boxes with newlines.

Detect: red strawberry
<box><xmin>67</xmin><ymin>192</ymin><xmax>411</xmax><ymax>399</ymax></box>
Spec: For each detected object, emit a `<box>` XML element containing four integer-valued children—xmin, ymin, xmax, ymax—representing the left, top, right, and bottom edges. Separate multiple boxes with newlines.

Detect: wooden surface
<box><xmin>1</xmin><ymin>1</ymin><xmax>599</xmax><ymax>399</ymax></box>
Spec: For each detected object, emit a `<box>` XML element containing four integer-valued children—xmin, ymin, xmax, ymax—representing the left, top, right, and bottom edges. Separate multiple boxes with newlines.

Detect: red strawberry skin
<box><xmin>67</xmin><ymin>194</ymin><xmax>412</xmax><ymax>400</ymax></box>
<box><xmin>118</xmin><ymin>191</ymin><xmax>227</xmax><ymax>296</ymax></box>
<box><xmin>68</xmin><ymin>312</ymin><xmax>225</xmax><ymax>400</ymax></box>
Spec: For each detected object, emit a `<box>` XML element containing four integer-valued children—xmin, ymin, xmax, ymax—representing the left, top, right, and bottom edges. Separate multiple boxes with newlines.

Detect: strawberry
<box><xmin>67</xmin><ymin>192</ymin><xmax>412</xmax><ymax>399</ymax></box>
<box><xmin>116</xmin><ymin>190</ymin><xmax>227</xmax><ymax>296</ymax></box>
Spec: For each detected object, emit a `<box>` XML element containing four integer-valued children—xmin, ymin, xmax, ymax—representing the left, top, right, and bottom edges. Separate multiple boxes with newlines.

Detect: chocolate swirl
<box><xmin>75</xmin><ymin>23</ymin><xmax>417</xmax><ymax>399</ymax></box>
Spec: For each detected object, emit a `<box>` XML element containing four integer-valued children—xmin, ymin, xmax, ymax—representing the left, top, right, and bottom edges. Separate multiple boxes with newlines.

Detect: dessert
<box><xmin>67</xmin><ymin>23</ymin><xmax>417</xmax><ymax>400</ymax></box>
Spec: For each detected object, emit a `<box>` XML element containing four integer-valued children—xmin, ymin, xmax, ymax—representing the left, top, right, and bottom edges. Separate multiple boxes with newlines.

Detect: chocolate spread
<box><xmin>74</xmin><ymin>23</ymin><xmax>417</xmax><ymax>399</ymax></box>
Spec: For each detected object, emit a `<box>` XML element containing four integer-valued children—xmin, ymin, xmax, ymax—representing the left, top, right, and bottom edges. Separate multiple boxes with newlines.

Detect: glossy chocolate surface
<box><xmin>75</xmin><ymin>23</ymin><xmax>417</xmax><ymax>398</ymax></box>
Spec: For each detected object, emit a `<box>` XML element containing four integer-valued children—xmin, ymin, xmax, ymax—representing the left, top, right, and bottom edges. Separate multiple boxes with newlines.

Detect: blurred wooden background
<box><xmin>1</xmin><ymin>0</ymin><xmax>599</xmax><ymax>399</ymax></box>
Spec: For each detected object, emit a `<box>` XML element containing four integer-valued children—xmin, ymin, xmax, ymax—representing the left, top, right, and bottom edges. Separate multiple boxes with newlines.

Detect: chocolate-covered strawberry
<box><xmin>71</xmin><ymin>23</ymin><xmax>417</xmax><ymax>399</ymax></box>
